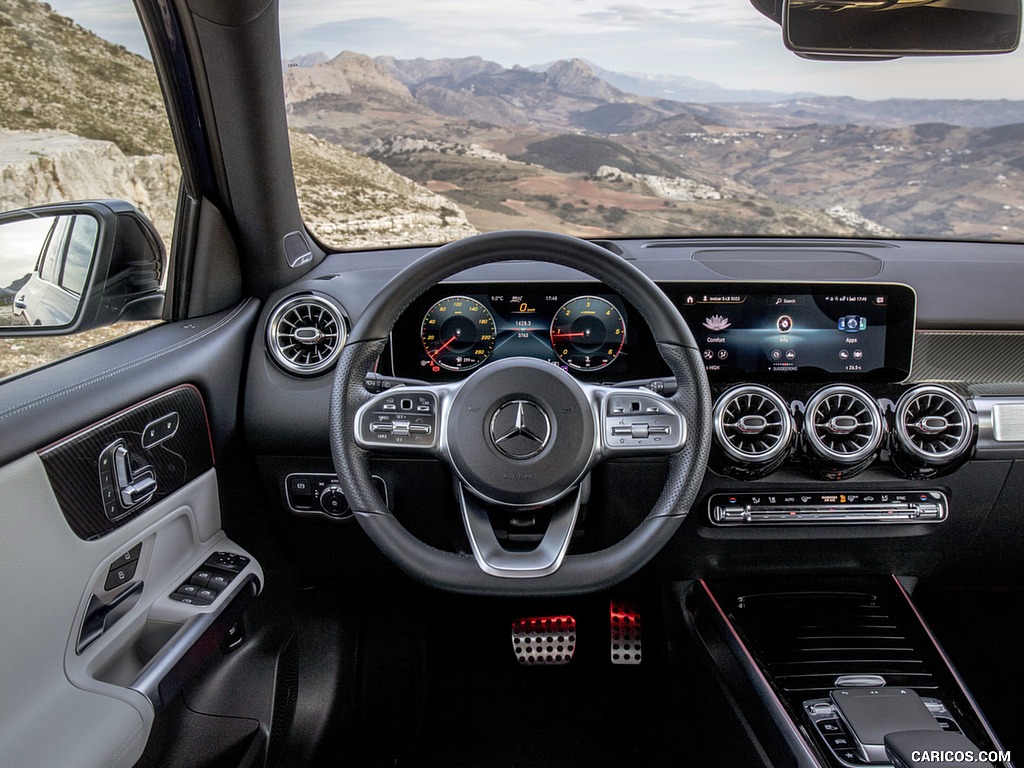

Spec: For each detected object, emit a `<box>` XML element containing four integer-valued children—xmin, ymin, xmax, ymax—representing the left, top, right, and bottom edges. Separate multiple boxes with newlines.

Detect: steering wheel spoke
<box><xmin>584</xmin><ymin>385</ymin><xmax>687</xmax><ymax>458</ymax></box>
<box><xmin>457</xmin><ymin>484</ymin><xmax>582</xmax><ymax>578</ymax></box>
<box><xmin>354</xmin><ymin>384</ymin><xmax>454</xmax><ymax>458</ymax></box>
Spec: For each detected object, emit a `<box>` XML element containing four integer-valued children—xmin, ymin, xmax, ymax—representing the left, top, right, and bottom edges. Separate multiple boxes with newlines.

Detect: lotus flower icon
<box><xmin>703</xmin><ymin>314</ymin><xmax>731</xmax><ymax>331</ymax></box>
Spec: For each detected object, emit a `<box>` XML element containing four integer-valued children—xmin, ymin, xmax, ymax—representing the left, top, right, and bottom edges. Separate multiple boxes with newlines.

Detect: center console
<box><xmin>683</xmin><ymin>577</ymin><xmax>1010</xmax><ymax>768</ymax></box>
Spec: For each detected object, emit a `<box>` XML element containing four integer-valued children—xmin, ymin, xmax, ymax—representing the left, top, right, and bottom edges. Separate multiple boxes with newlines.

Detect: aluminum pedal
<box><xmin>610</xmin><ymin>601</ymin><xmax>642</xmax><ymax>665</ymax></box>
<box><xmin>511</xmin><ymin>615</ymin><xmax>577</xmax><ymax>666</ymax></box>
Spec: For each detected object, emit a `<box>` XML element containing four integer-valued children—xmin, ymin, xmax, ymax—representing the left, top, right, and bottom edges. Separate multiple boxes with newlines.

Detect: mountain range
<box><xmin>282</xmin><ymin>50</ymin><xmax>1024</xmax><ymax>241</ymax></box>
<box><xmin>285</xmin><ymin>51</ymin><xmax>1024</xmax><ymax>129</ymax></box>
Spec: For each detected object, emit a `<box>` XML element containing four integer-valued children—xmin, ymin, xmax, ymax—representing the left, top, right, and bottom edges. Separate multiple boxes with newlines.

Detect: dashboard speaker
<box><xmin>892</xmin><ymin>385</ymin><xmax>973</xmax><ymax>477</ymax></box>
<box><xmin>713</xmin><ymin>384</ymin><xmax>794</xmax><ymax>477</ymax></box>
<box><xmin>282</xmin><ymin>230</ymin><xmax>313</xmax><ymax>268</ymax></box>
<box><xmin>266</xmin><ymin>294</ymin><xmax>347</xmax><ymax>376</ymax></box>
<box><xmin>803</xmin><ymin>385</ymin><xmax>884</xmax><ymax>479</ymax></box>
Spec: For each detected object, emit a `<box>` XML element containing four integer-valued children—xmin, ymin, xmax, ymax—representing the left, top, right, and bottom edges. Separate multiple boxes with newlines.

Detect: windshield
<box><xmin>278</xmin><ymin>0</ymin><xmax>1024</xmax><ymax>249</ymax></box>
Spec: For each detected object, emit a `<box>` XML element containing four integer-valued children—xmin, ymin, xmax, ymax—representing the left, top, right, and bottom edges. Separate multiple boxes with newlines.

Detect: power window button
<box><xmin>190</xmin><ymin>570</ymin><xmax>213</xmax><ymax>588</ymax></box>
<box><xmin>207</xmin><ymin>573</ymin><xmax>231</xmax><ymax>591</ymax></box>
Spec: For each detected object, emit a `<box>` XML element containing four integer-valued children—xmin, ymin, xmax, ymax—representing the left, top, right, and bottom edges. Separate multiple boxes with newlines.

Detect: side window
<box><xmin>0</xmin><ymin>0</ymin><xmax>178</xmax><ymax>380</ymax></box>
<box><xmin>59</xmin><ymin>216</ymin><xmax>97</xmax><ymax>296</ymax></box>
<box><xmin>38</xmin><ymin>217</ymin><xmax>71</xmax><ymax>284</ymax></box>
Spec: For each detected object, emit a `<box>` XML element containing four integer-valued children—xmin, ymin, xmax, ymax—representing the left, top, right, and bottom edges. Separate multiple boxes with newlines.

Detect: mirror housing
<box><xmin>0</xmin><ymin>200</ymin><xmax>165</xmax><ymax>337</ymax></box>
<box><xmin>752</xmin><ymin>0</ymin><xmax>1022</xmax><ymax>60</ymax></box>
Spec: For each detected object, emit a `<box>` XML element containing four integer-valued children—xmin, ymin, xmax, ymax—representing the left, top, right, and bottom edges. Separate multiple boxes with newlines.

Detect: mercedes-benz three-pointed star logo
<box><xmin>489</xmin><ymin>400</ymin><xmax>551</xmax><ymax>459</ymax></box>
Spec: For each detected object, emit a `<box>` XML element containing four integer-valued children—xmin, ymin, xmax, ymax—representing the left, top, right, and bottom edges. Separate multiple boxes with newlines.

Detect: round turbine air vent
<box><xmin>894</xmin><ymin>385</ymin><xmax>971</xmax><ymax>464</ymax></box>
<box><xmin>266</xmin><ymin>294</ymin><xmax>347</xmax><ymax>376</ymax></box>
<box><xmin>714</xmin><ymin>385</ymin><xmax>794</xmax><ymax>464</ymax></box>
<box><xmin>804</xmin><ymin>385</ymin><xmax>884</xmax><ymax>464</ymax></box>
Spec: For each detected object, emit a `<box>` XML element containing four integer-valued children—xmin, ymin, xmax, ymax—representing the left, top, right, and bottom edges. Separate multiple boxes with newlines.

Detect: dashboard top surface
<box><xmin>299</xmin><ymin>237</ymin><xmax>1024</xmax><ymax>332</ymax></box>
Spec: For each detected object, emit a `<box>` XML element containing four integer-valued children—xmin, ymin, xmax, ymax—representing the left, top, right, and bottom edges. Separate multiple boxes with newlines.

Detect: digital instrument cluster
<box><xmin>391</xmin><ymin>284</ymin><xmax>632</xmax><ymax>380</ymax></box>
<box><xmin>387</xmin><ymin>281</ymin><xmax>916</xmax><ymax>384</ymax></box>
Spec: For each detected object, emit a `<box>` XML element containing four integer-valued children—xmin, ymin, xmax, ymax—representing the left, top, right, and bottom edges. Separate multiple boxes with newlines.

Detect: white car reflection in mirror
<box><xmin>0</xmin><ymin>213</ymin><xmax>97</xmax><ymax>328</ymax></box>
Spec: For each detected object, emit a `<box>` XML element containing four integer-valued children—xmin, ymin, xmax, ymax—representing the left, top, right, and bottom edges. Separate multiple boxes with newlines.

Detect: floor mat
<box><xmin>344</xmin><ymin>590</ymin><xmax>690</xmax><ymax>768</ymax></box>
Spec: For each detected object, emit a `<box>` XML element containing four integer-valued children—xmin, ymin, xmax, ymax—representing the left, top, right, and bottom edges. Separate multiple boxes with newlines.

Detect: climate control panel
<box><xmin>709</xmin><ymin>490</ymin><xmax>948</xmax><ymax>526</ymax></box>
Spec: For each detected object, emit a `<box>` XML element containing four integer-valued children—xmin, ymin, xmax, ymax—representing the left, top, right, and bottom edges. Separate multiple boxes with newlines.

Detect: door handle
<box><xmin>77</xmin><ymin>580</ymin><xmax>145</xmax><ymax>654</ymax></box>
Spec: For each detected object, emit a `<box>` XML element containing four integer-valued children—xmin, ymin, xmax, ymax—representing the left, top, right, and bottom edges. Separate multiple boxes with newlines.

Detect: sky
<box><xmin>45</xmin><ymin>0</ymin><xmax>1024</xmax><ymax>101</ymax></box>
<box><xmin>0</xmin><ymin>218</ymin><xmax>52</xmax><ymax>288</ymax></box>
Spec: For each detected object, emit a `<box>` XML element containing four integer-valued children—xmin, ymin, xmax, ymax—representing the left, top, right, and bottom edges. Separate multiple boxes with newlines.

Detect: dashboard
<box><xmin>244</xmin><ymin>236</ymin><xmax>1024</xmax><ymax>590</ymax></box>
<box><xmin>386</xmin><ymin>281</ymin><xmax>917</xmax><ymax>385</ymax></box>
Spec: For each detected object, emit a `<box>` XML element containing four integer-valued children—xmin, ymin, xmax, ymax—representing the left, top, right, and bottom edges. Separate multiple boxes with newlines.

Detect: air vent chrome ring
<box><xmin>713</xmin><ymin>384</ymin><xmax>794</xmax><ymax>463</ymax></box>
<box><xmin>894</xmin><ymin>384</ymin><xmax>971</xmax><ymax>463</ymax></box>
<box><xmin>804</xmin><ymin>384</ymin><xmax>884</xmax><ymax>464</ymax></box>
<box><xmin>266</xmin><ymin>294</ymin><xmax>348</xmax><ymax>376</ymax></box>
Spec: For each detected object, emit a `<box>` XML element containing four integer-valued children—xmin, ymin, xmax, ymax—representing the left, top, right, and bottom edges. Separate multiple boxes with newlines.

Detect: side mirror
<box><xmin>0</xmin><ymin>200</ymin><xmax>165</xmax><ymax>337</ymax></box>
<box><xmin>782</xmin><ymin>0</ymin><xmax>1022</xmax><ymax>59</ymax></box>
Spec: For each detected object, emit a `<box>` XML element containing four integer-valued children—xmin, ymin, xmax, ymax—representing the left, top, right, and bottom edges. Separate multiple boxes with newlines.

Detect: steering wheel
<box><xmin>329</xmin><ymin>231</ymin><xmax>711</xmax><ymax>596</ymax></box>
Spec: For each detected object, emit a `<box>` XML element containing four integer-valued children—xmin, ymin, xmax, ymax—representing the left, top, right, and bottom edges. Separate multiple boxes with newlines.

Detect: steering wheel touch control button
<box><xmin>602</xmin><ymin>393</ymin><xmax>684</xmax><ymax>451</ymax></box>
<box><xmin>357</xmin><ymin>391</ymin><xmax>438</xmax><ymax>448</ymax></box>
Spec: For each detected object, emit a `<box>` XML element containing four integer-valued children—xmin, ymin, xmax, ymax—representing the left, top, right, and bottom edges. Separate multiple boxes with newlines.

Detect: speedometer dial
<box><xmin>550</xmin><ymin>296</ymin><xmax>625</xmax><ymax>371</ymax></box>
<box><xmin>421</xmin><ymin>296</ymin><xmax>497</xmax><ymax>371</ymax></box>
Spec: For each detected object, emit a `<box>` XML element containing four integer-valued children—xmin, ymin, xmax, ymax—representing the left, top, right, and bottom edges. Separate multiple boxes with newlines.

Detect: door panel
<box><xmin>0</xmin><ymin>299</ymin><xmax>263</xmax><ymax>768</ymax></box>
<box><xmin>0</xmin><ymin>298</ymin><xmax>259</xmax><ymax>465</ymax></box>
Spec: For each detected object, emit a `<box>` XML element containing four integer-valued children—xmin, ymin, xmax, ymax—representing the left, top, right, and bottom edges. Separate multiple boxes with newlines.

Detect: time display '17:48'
<box><xmin>549</xmin><ymin>296</ymin><xmax>626</xmax><ymax>371</ymax></box>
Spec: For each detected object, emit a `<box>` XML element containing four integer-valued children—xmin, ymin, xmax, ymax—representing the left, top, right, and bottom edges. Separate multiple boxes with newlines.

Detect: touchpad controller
<box><xmin>831</xmin><ymin>688</ymin><xmax>941</xmax><ymax>763</ymax></box>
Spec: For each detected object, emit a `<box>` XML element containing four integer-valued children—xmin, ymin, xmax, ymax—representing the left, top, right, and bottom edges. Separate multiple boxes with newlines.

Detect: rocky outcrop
<box><xmin>0</xmin><ymin>129</ymin><xmax>179</xmax><ymax>246</ymax></box>
<box><xmin>284</xmin><ymin>51</ymin><xmax>415</xmax><ymax>107</ymax></box>
<box><xmin>289</xmin><ymin>131</ymin><xmax>477</xmax><ymax>247</ymax></box>
<box><xmin>367</xmin><ymin>136</ymin><xmax>516</xmax><ymax>164</ymax></box>
<box><xmin>545</xmin><ymin>59</ymin><xmax>626</xmax><ymax>103</ymax></box>
<box><xmin>595</xmin><ymin>164</ymin><xmax>724</xmax><ymax>201</ymax></box>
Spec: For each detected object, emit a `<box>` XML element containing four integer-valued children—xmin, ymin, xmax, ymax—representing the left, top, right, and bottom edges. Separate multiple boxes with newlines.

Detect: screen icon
<box><xmin>777</xmin><ymin>315</ymin><xmax>793</xmax><ymax>333</ymax></box>
<box><xmin>839</xmin><ymin>315</ymin><xmax>867</xmax><ymax>332</ymax></box>
<box><xmin>702</xmin><ymin>314</ymin><xmax>731</xmax><ymax>331</ymax></box>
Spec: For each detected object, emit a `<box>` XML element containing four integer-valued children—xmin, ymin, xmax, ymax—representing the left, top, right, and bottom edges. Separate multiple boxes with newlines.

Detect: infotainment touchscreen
<box><xmin>667</xmin><ymin>282</ymin><xmax>916</xmax><ymax>383</ymax></box>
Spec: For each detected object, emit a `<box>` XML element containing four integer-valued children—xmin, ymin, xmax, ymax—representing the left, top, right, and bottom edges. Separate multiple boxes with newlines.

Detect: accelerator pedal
<box><xmin>511</xmin><ymin>615</ymin><xmax>577</xmax><ymax>666</ymax></box>
<box><xmin>610</xmin><ymin>601</ymin><xmax>642</xmax><ymax>665</ymax></box>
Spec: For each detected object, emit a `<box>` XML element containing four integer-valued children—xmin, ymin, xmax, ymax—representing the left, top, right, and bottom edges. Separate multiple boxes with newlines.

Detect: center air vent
<box><xmin>804</xmin><ymin>385</ymin><xmax>884</xmax><ymax>465</ymax></box>
<box><xmin>266</xmin><ymin>294</ymin><xmax>347</xmax><ymax>376</ymax></box>
<box><xmin>714</xmin><ymin>385</ymin><xmax>794</xmax><ymax>464</ymax></box>
<box><xmin>894</xmin><ymin>385</ymin><xmax>972</xmax><ymax>464</ymax></box>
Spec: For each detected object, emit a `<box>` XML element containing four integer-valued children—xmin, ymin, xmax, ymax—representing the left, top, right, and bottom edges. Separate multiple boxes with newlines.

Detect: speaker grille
<box><xmin>266</xmin><ymin>294</ymin><xmax>347</xmax><ymax>376</ymax></box>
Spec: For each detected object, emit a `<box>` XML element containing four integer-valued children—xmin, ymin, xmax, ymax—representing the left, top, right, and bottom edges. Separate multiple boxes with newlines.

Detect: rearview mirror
<box><xmin>781</xmin><ymin>0</ymin><xmax>1022</xmax><ymax>59</ymax></box>
<box><xmin>0</xmin><ymin>201</ymin><xmax>165</xmax><ymax>336</ymax></box>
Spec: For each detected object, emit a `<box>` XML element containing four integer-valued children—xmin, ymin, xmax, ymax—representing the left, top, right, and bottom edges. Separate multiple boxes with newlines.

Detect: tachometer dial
<box><xmin>550</xmin><ymin>296</ymin><xmax>625</xmax><ymax>371</ymax></box>
<box><xmin>421</xmin><ymin>296</ymin><xmax>497</xmax><ymax>371</ymax></box>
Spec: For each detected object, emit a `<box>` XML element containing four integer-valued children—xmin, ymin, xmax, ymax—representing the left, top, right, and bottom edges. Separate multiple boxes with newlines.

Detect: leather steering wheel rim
<box><xmin>329</xmin><ymin>230</ymin><xmax>712</xmax><ymax>596</ymax></box>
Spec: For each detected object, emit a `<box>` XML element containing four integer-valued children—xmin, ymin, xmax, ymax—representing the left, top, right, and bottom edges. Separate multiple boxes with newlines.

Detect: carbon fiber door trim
<box><xmin>39</xmin><ymin>385</ymin><xmax>213</xmax><ymax>540</ymax></box>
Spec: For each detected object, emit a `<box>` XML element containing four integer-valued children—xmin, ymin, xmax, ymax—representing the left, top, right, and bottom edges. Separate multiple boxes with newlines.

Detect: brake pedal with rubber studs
<box><xmin>610</xmin><ymin>601</ymin><xmax>642</xmax><ymax>665</ymax></box>
<box><xmin>511</xmin><ymin>616</ymin><xmax>576</xmax><ymax>666</ymax></box>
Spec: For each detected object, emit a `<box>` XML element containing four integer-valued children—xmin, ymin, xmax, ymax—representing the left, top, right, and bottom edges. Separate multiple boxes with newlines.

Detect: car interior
<box><xmin>0</xmin><ymin>0</ymin><xmax>1022</xmax><ymax>766</ymax></box>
